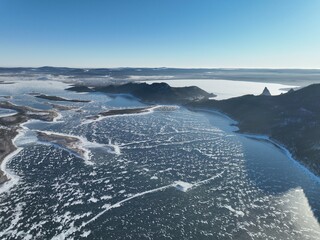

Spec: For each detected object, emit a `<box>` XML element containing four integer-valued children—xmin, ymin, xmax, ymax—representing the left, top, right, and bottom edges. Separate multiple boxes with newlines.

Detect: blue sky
<box><xmin>0</xmin><ymin>0</ymin><xmax>319</xmax><ymax>68</ymax></box>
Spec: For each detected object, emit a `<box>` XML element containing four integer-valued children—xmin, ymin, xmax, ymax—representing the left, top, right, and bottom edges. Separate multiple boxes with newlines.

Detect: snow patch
<box><xmin>173</xmin><ymin>181</ymin><xmax>193</xmax><ymax>192</ymax></box>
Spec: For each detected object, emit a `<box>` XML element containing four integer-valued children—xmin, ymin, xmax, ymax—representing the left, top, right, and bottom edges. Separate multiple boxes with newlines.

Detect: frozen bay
<box><xmin>0</xmin><ymin>80</ymin><xmax>319</xmax><ymax>239</ymax></box>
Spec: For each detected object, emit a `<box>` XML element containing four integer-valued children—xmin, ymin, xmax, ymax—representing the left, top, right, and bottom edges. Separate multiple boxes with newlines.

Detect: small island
<box><xmin>99</xmin><ymin>107</ymin><xmax>152</xmax><ymax>116</ymax></box>
<box><xmin>50</xmin><ymin>103</ymin><xmax>77</xmax><ymax>111</ymax></box>
<box><xmin>34</xmin><ymin>94</ymin><xmax>91</xmax><ymax>103</ymax></box>
<box><xmin>86</xmin><ymin>107</ymin><xmax>152</xmax><ymax>121</ymax></box>
<box><xmin>36</xmin><ymin>131</ymin><xmax>87</xmax><ymax>159</ymax></box>
<box><xmin>0</xmin><ymin>81</ymin><xmax>15</xmax><ymax>85</ymax></box>
<box><xmin>85</xmin><ymin>105</ymin><xmax>179</xmax><ymax>122</ymax></box>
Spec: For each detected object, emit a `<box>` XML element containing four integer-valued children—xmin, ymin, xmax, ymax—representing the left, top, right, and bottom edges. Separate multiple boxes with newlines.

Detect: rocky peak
<box><xmin>288</xmin><ymin>88</ymin><xmax>295</xmax><ymax>94</ymax></box>
<box><xmin>261</xmin><ymin>87</ymin><xmax>271</xmax><ymax>96</ymax></box>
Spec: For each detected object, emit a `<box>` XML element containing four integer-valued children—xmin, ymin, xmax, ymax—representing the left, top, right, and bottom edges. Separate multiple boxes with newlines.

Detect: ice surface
<box><xmin>173</xmin><ymin>181</ymin><xmax>193</xmax><ymax>192</ymax></box>
<box><xmin>242</xmin><ymin>133</ymin><xmax>320</xmax><ymax>183</ymax></box>
<box><xmin>1</xmin><ymin>80</ymin><xmax>320</xmax><ymax>240</ymax></box>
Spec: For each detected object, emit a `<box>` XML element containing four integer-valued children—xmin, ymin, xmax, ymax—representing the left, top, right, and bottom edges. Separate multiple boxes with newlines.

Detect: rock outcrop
<box><xmin>261</xmin><ymin>87</ymin><xmax>271</xmax><ymax>96</ymax></box>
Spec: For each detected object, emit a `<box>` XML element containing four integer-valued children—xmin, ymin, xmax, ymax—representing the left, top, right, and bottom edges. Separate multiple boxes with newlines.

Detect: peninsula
<box><xmin>0</xmin><ymin>101</ymin><xmax>58</xmax><ymax>184</ymax></box>
<box><xmin>34</xmin><ymin>94</ymin><xmax>91</xmax><ymax>103</ymax></box>
<box><xmin>85</xmin><ymin>105</ymin><xmax>178</xmax><ymax>121</ymax></box>
<box><xmin>67</xmin><ymin>82</ymin><xmax>216</xmax><ymax>104</ymax></box>
<box><xmin>36</xmin><ymin>131</ymin><xmax>87</xmax><ymax>159</ymax></box>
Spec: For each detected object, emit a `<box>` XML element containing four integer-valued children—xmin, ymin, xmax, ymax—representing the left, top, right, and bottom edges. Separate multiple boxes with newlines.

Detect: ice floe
<box><xmin>173</xmin><ymin>181</ymin><xmax>193</xmax><ymax>192</ymax></box>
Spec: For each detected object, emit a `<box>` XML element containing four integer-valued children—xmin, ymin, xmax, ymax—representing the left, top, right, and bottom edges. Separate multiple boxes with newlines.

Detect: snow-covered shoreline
<box><xmin>0</xmin><ymin>120</ymin><xmax>32</xmax><ymax>195</ymax></box>
<box><xmin>241</xmin><ymin>133</ymin><xmax>320</xmax><ymax>183</ymax></box>
<box><xmin>36</xmin><ymin>130</ymin><xmax>121</xmax><ymax>164</ymax></box>
<box><xmin>193</xmin><ymin>107</ymin><xmax>320</xmax><ymax>183</ymax></box>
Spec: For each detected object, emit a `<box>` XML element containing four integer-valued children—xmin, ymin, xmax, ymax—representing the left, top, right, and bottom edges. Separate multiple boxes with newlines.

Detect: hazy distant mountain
<box><xmin>1</xmin><ymin>67</ymin><xmax>320</xmax><ymax>86</ymax></box>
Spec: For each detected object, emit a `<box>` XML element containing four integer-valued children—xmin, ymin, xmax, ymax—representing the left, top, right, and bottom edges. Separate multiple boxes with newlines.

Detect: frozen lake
<box><xmin>0</xmin><ymin>80</ymin><xmax>319</xmax><ymax>239</ymax></box>
<box><xmin>145</xmin><ymin>79</ymin><xmax>299</xmax><ymax>100</ymax></box>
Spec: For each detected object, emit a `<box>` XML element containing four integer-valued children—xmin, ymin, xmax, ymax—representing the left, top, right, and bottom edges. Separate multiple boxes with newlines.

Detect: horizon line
<box><xmin>1</xmin><ymin>65</ymin><xmax>320</xmax><ymax>71</ymax></box>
